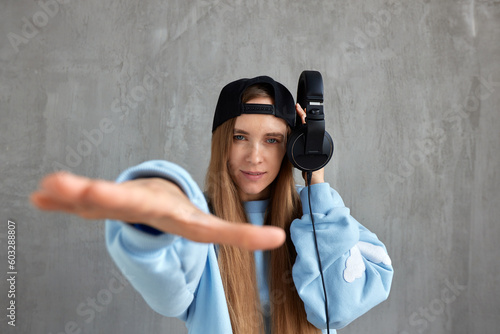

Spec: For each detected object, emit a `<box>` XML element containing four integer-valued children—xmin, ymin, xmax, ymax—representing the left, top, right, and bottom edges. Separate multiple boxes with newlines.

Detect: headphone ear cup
<box><xmin>286</xmin><ymin>126</ymin><xmax>302</xmax><ymax>169</ymax></box>
<box><xmin>287</xmin><ymin>128</ymin><xmax>334</xmax><ymax>172</ymax></box>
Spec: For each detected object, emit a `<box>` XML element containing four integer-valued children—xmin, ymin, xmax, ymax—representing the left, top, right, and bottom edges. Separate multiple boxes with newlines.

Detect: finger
<box><xmin>30</xmin><ymin>172</ymin><xmax>88</xmax><ymax>212</ymax></box>
<box><xmin>170</xmin><ymin>211</ymin><xmax>286</xmax><ymax>251</ymax></box>
<box><xmin>37</xmin><ymin>172</ymin><xmax>131</xmax><ymax>210</ymax></box>
<box><xmin>31</xmin><ymin>184</ymin><xmax>118</xmax><ymax>220</ymax></box>
<box><xmin>222</xmin><ymin>223</ymin><xmax>286</xmax><ymax>250</ymax></box>
<box><xmin>296</xmin><ymin>103</ymin><xmax>306</xmax><ymax>124</ymax></box>
<box><xmin>32</xmin><ymin>172</ymin><xmax>133</xmax><ymax>219</ymax></box>
<box><xmin>207</xmin><ymin>220</ymin><xmax>286</xmax><ymax>250</ymax></box>
<box><xmin>36</xmin><ymin>172</ymin><xmax>94</xmax><ymax>203</ymax></box>
<box><xmin>30</xmin><ymin>190</ymin><xmax>78</xmax><ymax>212</ymax></box>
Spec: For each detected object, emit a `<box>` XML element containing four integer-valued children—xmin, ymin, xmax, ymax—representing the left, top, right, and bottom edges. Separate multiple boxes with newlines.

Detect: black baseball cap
<box><xmin>211</xmin><ymin>76</ymin><xmax>296</xmax><ymax>132</ymax></box>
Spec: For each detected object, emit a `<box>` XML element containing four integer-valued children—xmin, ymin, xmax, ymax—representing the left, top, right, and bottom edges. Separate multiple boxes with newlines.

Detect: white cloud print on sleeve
<box><xmin>343</xmin><ymin>241</ymin><xmax>392</xmax><ymax>283</ymax></box>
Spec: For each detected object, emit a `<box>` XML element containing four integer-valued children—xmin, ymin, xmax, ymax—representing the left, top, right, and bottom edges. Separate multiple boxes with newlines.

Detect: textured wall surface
<box><xmin>1</xmin><ymin>0</ymin><xmax>499</xmax><ymax>333</ymax></box>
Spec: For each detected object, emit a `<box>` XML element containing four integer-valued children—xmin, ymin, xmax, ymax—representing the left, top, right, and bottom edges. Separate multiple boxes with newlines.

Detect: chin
<box><xmin>235</xmin><ymin>183</ymin><xmax>263</xmax><ymax>200</ymax></box>
<box><xmin>244</xmin><ymin>188</ymin><xmax>265</xmax><ymax>197</ymax></box>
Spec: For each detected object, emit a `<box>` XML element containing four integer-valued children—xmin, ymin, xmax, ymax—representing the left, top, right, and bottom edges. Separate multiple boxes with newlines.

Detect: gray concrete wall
<box><xmin>1</xmin><ymin>0</ymin><xmax>499</xmax><ymax>333</ymax></box>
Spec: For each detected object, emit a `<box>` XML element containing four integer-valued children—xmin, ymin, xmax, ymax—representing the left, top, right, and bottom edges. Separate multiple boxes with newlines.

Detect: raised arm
<box><xmin>291</xmin><ymin>183</ymin><xmax>393</xmax><ymax>330</ymax></box>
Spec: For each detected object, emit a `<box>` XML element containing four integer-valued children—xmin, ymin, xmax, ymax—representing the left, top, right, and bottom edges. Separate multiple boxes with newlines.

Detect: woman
<box><xmin>31</xmin><ymin>76</ymin><xmax>393</xmax><ymax>334</ymax></box>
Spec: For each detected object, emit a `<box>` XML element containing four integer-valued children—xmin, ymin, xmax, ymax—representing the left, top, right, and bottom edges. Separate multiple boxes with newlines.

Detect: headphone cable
<box><xmin>307</xmin><ymin>171</ymin><xmax>330</xmax><ymax>334</ymax></box>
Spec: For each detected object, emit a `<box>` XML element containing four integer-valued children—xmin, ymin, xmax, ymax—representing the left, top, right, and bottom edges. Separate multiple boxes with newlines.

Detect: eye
<box><xmin>234</xmin><ymin>135</ymin><xmax>245</xmax><ymax>141</ymax></box>
<box><xmin>266</xmin><ymin>138</ymin><xmax>279</xmax><ymax>144</ymax></box>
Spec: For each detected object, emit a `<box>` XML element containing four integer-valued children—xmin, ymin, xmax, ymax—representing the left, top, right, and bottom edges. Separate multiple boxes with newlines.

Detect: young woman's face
<box><xmin>228</xmin><ymin>97</ymin><xmax>288</xmax><ymax>201</ymax></box>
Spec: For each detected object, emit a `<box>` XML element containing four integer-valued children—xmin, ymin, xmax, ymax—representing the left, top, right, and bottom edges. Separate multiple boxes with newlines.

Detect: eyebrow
<box><xmin>233</xmin><ymin>128</ymin><xmax>285</xmax><ymax>138</ymax></box>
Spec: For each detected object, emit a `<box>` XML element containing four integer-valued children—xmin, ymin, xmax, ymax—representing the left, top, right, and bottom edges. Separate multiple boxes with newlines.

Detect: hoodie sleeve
<box><xmin>105</xmin><ymin>160</ymin><xmax>211</xmax><ymax>320</ymax></box>
<box><xmin>290</xmin><ymin>183</ymin><xmax>393</xmax><ymax>330</ymax></box>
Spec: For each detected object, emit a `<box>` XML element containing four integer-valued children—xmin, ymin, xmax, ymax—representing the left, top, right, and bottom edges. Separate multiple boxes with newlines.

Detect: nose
<box><xmin>246</xmin><ymin>142</ymin><xmax>263</xmax><ymax>165</ymax></box>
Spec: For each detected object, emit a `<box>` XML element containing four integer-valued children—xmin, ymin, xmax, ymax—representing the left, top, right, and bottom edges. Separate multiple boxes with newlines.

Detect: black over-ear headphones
<box><xmin>288</xmin><ymin>71</ymin><xmax>334</xmax><ymax>332</ymax></box>
<box><xmin>286</xmin><ymin>70</ymin><xmax>334</xmax><ymax>172</ymax></box>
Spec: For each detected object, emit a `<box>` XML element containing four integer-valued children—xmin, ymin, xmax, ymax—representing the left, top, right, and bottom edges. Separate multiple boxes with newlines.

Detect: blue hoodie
<box><xmin>105</xmin><ymin>160</ymin><xmax>393</xmax><ymax>333</ymax></box>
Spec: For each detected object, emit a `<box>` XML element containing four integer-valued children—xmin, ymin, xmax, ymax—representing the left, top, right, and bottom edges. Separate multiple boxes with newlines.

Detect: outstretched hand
<box><xmin>30</xmin><ymin>172</ymin><xmax>286</xmax><ymax>251</ymax></box>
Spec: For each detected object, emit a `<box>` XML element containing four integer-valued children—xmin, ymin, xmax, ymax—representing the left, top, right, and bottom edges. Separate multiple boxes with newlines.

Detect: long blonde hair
<box><xmin>205</xmin><ymin>85</ymin><xmax>321</xmax><ymax>334</ymax></box>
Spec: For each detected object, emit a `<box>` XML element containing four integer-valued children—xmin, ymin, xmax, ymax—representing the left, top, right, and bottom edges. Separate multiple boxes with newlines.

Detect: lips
<box><xmin>241</xmin><ymin>170</ymin><xmax>266</xmax><ymax>181</ymax></box>
<box><xmin>243</xmin><ymin>171</ymin><xmax>265</xmax><ymax>175</ymax></box>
